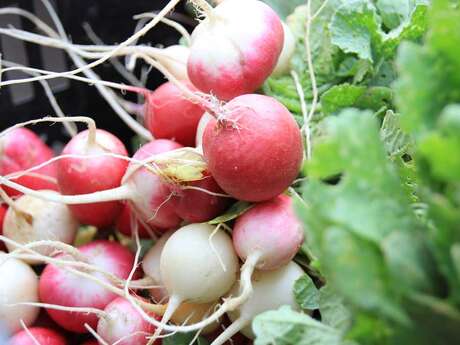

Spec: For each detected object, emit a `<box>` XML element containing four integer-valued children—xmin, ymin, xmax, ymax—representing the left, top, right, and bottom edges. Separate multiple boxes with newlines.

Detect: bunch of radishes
<box><xmin>0</xmin><ymin>0</ymin><xmax>308</xmax><ymax>344</ymax></box>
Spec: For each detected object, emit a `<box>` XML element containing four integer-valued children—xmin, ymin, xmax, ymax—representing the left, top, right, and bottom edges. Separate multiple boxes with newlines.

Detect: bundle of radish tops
<box><xmin>0</xmin><ymin>0</ymin><xmax>310</xmax><ymax>344</ymax></box>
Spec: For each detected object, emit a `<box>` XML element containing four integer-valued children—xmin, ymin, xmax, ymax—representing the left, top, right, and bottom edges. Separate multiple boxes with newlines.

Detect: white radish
<box><xmin>213</xmin><ymin>261</ymin><xmax>305</xmax><ymax>345</ymax></box>
<box><xmin>0</xmin><ymin>252</ymin><xmax>39</xmax><ymax>334</ymax></box>
<box><xmin>3</xmin><ymin>191</ymin><xmax>79</xmax><ymax>264</ymax></box>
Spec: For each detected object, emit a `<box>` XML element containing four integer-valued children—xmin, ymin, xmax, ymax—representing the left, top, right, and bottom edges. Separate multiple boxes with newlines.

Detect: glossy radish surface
<box><xmin>7</xmin><ymin>327</ymin><xmax>67</xmax><ymax>345</ymax></box>
<box><xmin>57</xmin><ymin>129</ymin><xmax>128</xmax><ymax>228</ymax></box>
<box><xmin>116</xmin><ymin>202</ymin><xmax>154</xmax><ymax>238</ymax></box>
<box><xmin>145</xmin><ymin>81</ymin><xmax>204</xmax><ymax>147</ymax></box>
<box><xmin>203</xmin><ymin>94</ymin><xmax>302</xmax><ymax>201</ymax></box>
<box><xmin>39</xmin><ymin>240</ymin><xmax>138</xmax><ymax>333</ymax></box>
<box><xmin>0</xmin><ymin>252</ymin><xmax>39</xmax><ymax>334</ymax></box>
<box><xmin>188</xmin><ymin>0</ymin><xmax>284</xmax><ymax>100</ymax></box>
<box><xmin>0</xmin><ymin>128</ymin><xmax>58</xmax><ymax>197</ymax></box>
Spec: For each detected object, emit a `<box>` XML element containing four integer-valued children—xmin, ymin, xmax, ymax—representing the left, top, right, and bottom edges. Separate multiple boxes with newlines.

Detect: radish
<box><xmin>156</xmin><ymin>45</ymin><xmax>190</xmax><ymax>81</ymax></box>
<box><xmin>142</xmin><ymin>229</ymin><xmax>220</xmax><ymax>334</ymax></box>
<box><xmin>116</xmin><ymin>203</ymin><xmax>154</xmax><ymax>239</ymax></box>
<box><xmin>188</xmin><ymin>0</ymin><xmax>284</xmax><ymax>100</ymax></box>
<box><xmin>171</xmin><ymin>173</ymin><xmax>230</xmax><ymax>223</ymax></box>
<box><xmin>3</xmin><ymin>191</ymin><xmax>79</xmax><ymax>264</ymax></box>
<box><xmin>97</xmin><ymin>297</ymin><xmax>160</xmax><ymax>345</ymax></box>
<box><xmin>214</xmin><ymin>261</ymin><xmax>305</xmax><ymax>345</ymax></box>
<box><xmin>145</xmin><ymin>81</ymin><xmax>204</xmax><ymax>147</ymax></box>
<box><xmin>145</xmin><ymin>223</ymin><xmax>238</xmax><ymax>338</ymax></box>
<box><xmin>7</xmin><ymin>327</ymin><xmax>66</xmax><ymax>345</ymax></box>
<box><xmin>271</xmin><ymin>22</ymin><xmax>296</xmax><ymax>76</ymax></box>
<box><xmin>125</xmin><ymin>139</ymin><xmax>183</xmax><ymax>230</ymax></box>
<box><xmin>233</xmin><ymin>195</ymin><xmax>304</xmax><ymax>270</ymax></box>
<box><xmin>0</xmin><ymin>204</ymin><xmax>8</xmax><ymax>251</ymax></box>
<box><xmin>57</xmin><ymin>128</ymin><xmax>128</xmax><ymax>228</ymax></box>
<box><xmin>39</xmin><ymin>240</ymin><xmax>138</xmax><ymax>333</ymax></box>
<box><xmin>80</xmin><ymin>341</ymin><xmax>98</xmax><ymax>345</ymax></box>
<box><xmin>142</xmin><ymin>230</ymin><xmax>175</xmax><ymax>302</ymax></box>
<box><xmin>0</xmin><ymin>252</ymin><xmax>39</xmax><ymax>334</ymax></box>
<box><xmin>202</xmin><ymin>94</ymin><xmax>303</xmax><ymax>201</ymax></box>
<box><xmin>0</xmin><ymin>128</ymin><xmax>58</xmax><ymax>197</ymax></box>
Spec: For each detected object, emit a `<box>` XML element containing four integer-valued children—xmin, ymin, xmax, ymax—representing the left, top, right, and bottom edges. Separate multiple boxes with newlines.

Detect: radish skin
<box><xmin>116</xmin><ymin>203</ymin><xmax>155</xmax><ymax>239</ymax></box>
<box><xmin>0</xmin><ymin>252</ymin><xmax>39</xmax><ymax>334</ymax></box>
<box><xmin>0</xmin><ymin>128</ymin><xmax>58</xmax><ymax>197</ymax></box>
<box><xmin>57</xmin><ymin>129</ymin><xmax>128</xmax><ymax>228</ymax></box>
<box><xmin>233</xmin><ymin>195</ymin><xmax>304</xmax><ymax>270</ymax></box>
<box><xmin>126</xmin><ymin>139</ymin><xmax>183</xmax><ymax>230</ymax></box>
<box><xmin>97</xmin><ymin>297</ymin><xmax>159</xmax><ymax>345</ymax></box>
<box><xmin>0</xmin><ymin>204</ymin><xmax>8</xmax><ymax>251</ymax></box>
<box><xmin>145</xmin><ymin>81</ymin><xmax>204</xmax><ymax>147</ymax></box>
<box><xmin>3</xmin><ymin>191</ymin><xmax>79</xmax><ymax>264</ymax></box>
<box><xmin>156</xmin><ymin>45</ymin><xmax>190</xmax><ymax>81</ymax></box>
<box><xmin>188</xmin><ymin>0</ymin><xmax>284</xmax><ymax>100</ymax></box>
<box><xmin>202</xmin><ymin>94</ymin><xmax>302</xmax><ymax>202</ymax></box>
<box><xmin>215</xmin><ymin>261</ymin><xmax>305</xmax><ymax>344</ymax></box>
<box><xmin>271</xmin><ymin>22</ymin><xmax>296</xmax><ymax>76</ymax></box>
<box><xmin>39</xmin><ymin>240</ymin><xmax>138</xmax><ymax>333</ymax></box>
<box><xmin>7</xmin><ymin>327</ymin><xmax>67</xmax><ymax>345</ymax></box>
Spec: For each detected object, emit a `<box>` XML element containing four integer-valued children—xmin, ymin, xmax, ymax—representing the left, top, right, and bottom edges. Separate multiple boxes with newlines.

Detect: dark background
<box><xmin>0</xmin><ymin>0</ymin><xmax>196</xmax><ymax>154</ymax></box>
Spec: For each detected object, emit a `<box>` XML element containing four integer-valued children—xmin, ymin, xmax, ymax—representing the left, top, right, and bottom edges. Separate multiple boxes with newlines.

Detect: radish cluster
<box><xmin>0</xmin><ymin>0</ymin><xmax>310</xmax><ymax>344</ymax></box>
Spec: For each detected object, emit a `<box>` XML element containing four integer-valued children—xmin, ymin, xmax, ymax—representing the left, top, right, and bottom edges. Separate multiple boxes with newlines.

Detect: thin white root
<box><xmin>1</xmin><ymin>59</ymin><xmax>76</xmax><ymax>137</ymax></box>
<box><xmin>209</xmin><ymin>224</ymin><xmax>227</xmax><ymax>272</ymax></box>
<box><xmin>7</xmin><ymin>302</ymin><xmax>106</xmax><ymax>318</ymax></box>
<box><xmin>210</xmin><ymin>317</ymin><xmax>249</xmax><ymax>345</ymax></box>
<box><xmin>19</xmin><ymin>319</ymin><xmax>40</xmax><ymax>345</ymax></box>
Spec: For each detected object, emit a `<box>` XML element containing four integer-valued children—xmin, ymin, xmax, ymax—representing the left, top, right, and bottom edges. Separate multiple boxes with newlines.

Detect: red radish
<box><xmin>3</xmin><ymin>192</ymin><xmax>79</xmax><ymax>264</ymax></box>
<box><xmin>7</xmin><ymin>327</ymin><xmax>67</xmax><ymax>345</ymax></box>
<box><xmin>202</xmin><ymin>94</ymin><xmax>302</xmax><ymax>202</ymax></box>
<box><xmin>116</xmin><ymin>203</ymin><xmax>154</xmax><ymax>239</ymax></box>
<box><xmin>271</xmin><ymin>22</ymin><xmax>296</xmax><ymax>77</ymax></box>
<box><xmin>57</xmin><ymin>129</ymin><xmax>128</xmax><ymax>228</ymax></box>
<box><xmin>156</xmin><ymin>45</ymin><xmax>190</xmax><ymax>81</ymax></box>
<box><xmin>187</xmin><ymin>0</ymin><xmax>284</xmax><ymax>100</ymax></box>
<box><xmin>0</xmin><ymin>128</ymin><xmax>58</xmax><ymax>197</ymax></box>
<box><xmin>233</xmin><ymin>195</ymin><xmax>304</xmax><ymax>270</ymax></box>
<box><xmin>0</xmin><ymin>204</ymin><xmax>7</xmax><ymax>251</ymax></box>
<box><xmin>145</xmin><ymin>81</ymin><xmax>204</xmax><ymax>147</ymax></box>
<box><xmin>80</xmin><ymin>341</ymin><xmax>98</xmax><ymax>345</ymax></box>
<box><xmin>126</xmin><ymin>139</ymin><xmax>183</xmax><ymax>230</ymax></box>
<box><xmin>97</xmin><ymin>297</ymin><xmax>160</xmax><ymax>345</ymax></box>
<box><xmin>39</xmin><ymin>240</ymin><xmax>138</xmax><ymax>333</ymax></box>
<box><xmin>172</xmin><ymin>173</ymin><xmax>230</xmax><ymax>223</ymax></box>
<box><xmin>0</xmin><ymin>252</ymin><xmax>39</xmax><ymax>334</ymax></box>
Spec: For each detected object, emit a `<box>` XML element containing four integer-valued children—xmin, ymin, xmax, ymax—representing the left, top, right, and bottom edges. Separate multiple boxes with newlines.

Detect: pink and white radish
<box><xmin>188</xmin><ymin>0</ymin><xmax>284</xmax><ymax>100</ymax></box>
<box><xmin>7</xmin><ymin>327</ymin><xmax>67</xmax><ymax>345</ymax></box>
<box><xmin>271</xmin><ymin>22</ymin><xmax>296</xmax><ymax>76</ymax></box>
<box><xmin>0</xmin><ymin>128</ymin><xmax>58</xmax><ymax>197</ymax></box>
<box><xmin>233</xmin><ymin>195</ymin><xmax>304</xmax><ymax>271</ymax></box>
<box><xmin>3</xmin><ymin>191</ymin><xmax>79</xmax><ymax>264</ymax></box>
<box><xmin>214</xmin><ymin>261</ymin><xmax>305</xmax><ymax>345</ymax></box>
<box><xmin>57</xmin><ymin>128</ymin><xmax>129</xmax><ymax>228</ymax></box>
<box><xmin>97</xmin><ymin>297</ymin><xmax>160</xmax><ymax>345</ymax></box>
<box><xmin>145</xmin><ymin>81</ymin><xmax>204</xmax><ymax>147</ymax></box>
<box><xmin>0</xmin><ymin>252</ymin><xmax>39</xmax><ymax>334</ymax></box>
<box><xmin>125</xmin><ymin>139</ymin><xmax>184</xmax><ymax>230</ymax></box>
<box><xmin>39</xmin><ymin>240</ymin><xmax>138</xmax><ymax>333</ymax></box>
<box><xmin>202</xmin><ymin>94</ymin><xmax>303</xmax><ymax>201</ymax></box>
<box><xmin>156</xmin><ymin>45</ymin><xmax>190</xmax><ymax>81</ymax></box>
<box><xmin>116</xmin><ymin>203</ymin><xmax>154</xmax><ymax>239</ymax></box>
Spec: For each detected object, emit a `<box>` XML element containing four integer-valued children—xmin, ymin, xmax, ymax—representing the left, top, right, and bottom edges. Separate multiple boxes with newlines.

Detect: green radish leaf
<box><xmin>294</xmin><ymin>274</ymin><xmax>320</xmax><ymax>310</ymax></box>
<box><xmin>163</xmin><ymin>333</ymin><xmax>210</xmax><ymax>345</ymax></box>
<box><xmin>318</xmin><ymin>285</ymin><xmax>352</xmax><ymax>333</ymax></box>
<box><xmin>208</xmin><ymin>201</ymin><xmax>253</xmax><ymax>225</ymax></box>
